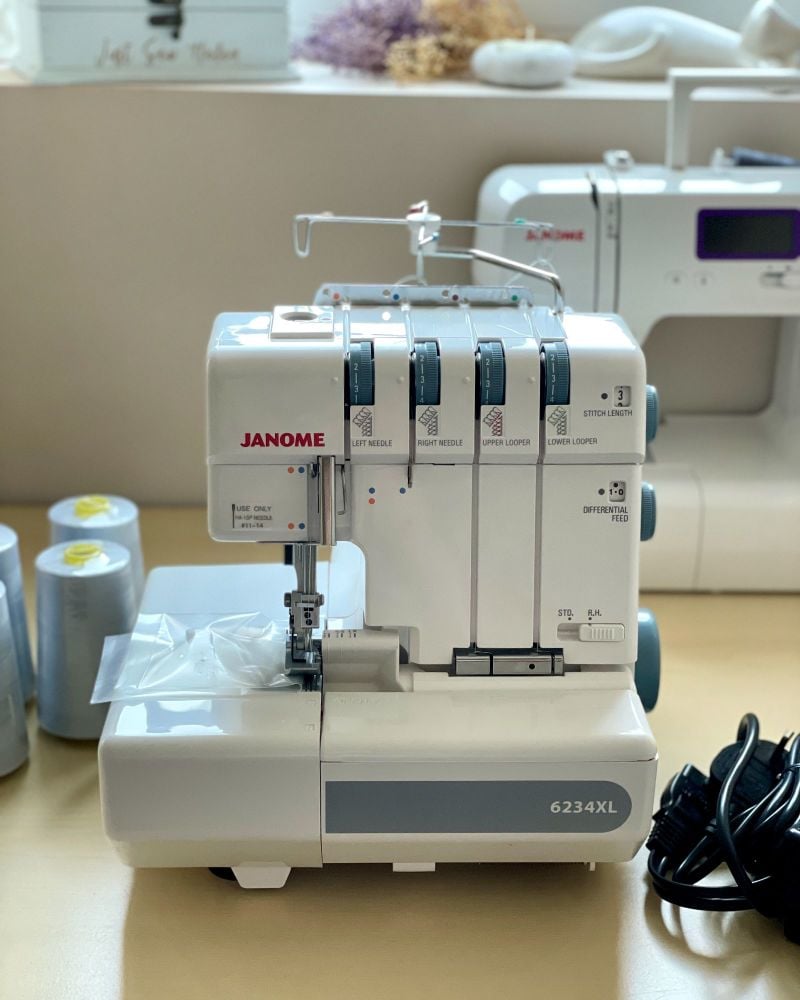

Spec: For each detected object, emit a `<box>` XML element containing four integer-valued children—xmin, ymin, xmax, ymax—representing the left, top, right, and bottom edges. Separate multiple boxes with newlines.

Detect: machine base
<box><xmin>99</xmin><ymin>566</ymin><xmax>658</xmax><ymax>887</ymax></box>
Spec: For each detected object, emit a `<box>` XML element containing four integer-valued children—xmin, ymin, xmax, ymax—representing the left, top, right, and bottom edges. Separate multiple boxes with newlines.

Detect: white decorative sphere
<box><xmin>471</xmin><ymin>38</ymin><xmax>575</xmax><ymax>88</ymax></box>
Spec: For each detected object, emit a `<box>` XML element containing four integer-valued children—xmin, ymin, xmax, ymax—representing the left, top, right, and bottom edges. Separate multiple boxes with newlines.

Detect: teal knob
<box><xmin>541</xmin><ymin>342</ymin><xmax>570</xmax><ymax>406</ymax></box>
<box><xmin>478</xmin><ymin>341</ymin><xmax>505</xmax><ymax>406</ymax></box>
<box><xmin>641</xmin><ymin>482</ymin><xmax>656</xmax><ymax>541</ymax></box>
<box><xmin>635</xmin><ymin>608</ymin><xmax>660</xmax><ymax>712</ymax></box>
<box><xmin>414</xmin><ymin>341</ymin><xmax>440</xmax><ymax>406</ymax></box>
<box><xmin>646</xmin><ymin>385</ymin><xmax>659</xmax><ymax>443</ymax></box>
<box><xmin>349</xmin><ymin>341</ymin><xmax>374</xmax><ymax>406</ymax></box>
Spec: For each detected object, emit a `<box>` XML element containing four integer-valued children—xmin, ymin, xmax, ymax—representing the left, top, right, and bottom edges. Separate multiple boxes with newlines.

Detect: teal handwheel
<box><xmin>635</xmin><ymin>608</ymin><xmax>660</xmax><ymax>712</ymax></box>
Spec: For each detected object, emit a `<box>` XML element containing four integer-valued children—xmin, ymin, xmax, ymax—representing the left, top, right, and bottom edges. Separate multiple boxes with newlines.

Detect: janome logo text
<box><xmin>240</xmin><ymin>432</ymin><xmax>325</xmax><ymax>448</ymax></box>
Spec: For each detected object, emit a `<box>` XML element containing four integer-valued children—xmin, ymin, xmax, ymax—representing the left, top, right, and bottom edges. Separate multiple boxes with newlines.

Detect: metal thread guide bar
<box><xmin>293</xmin><ymin>201</ymin><xmax>566</xmax><ymax>316</ymax></box>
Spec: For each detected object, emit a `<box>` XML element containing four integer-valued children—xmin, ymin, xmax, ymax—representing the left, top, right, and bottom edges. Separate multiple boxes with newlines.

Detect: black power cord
<box><xmin>646</xmin><ymin>713</ymin><xmax>800</xmax><ymax>942</ymax></box>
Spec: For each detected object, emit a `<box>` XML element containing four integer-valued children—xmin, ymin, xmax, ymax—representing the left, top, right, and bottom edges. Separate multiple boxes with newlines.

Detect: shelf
<box><xmin>3</xmin><ymin>60</ymin><xmax>800</xmax><ymax>107</ymax></box>
<box><xmin>0</xmin><ymin>61</ymin><xmax>671</xmax><ymax>101</ymax></box>
<box><xmin>178</xmin><ymin>64</ymin><xmax>671</xmax><ymax>101</ymax></box>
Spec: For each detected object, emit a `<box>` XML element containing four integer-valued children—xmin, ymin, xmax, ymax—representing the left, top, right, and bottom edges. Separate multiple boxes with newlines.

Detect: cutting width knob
<box><xmin>541</xmin><ymin>342</ymin><xmax>570</xmax><ymax>406</ymax></box>
<box><xmin>477</xmin><ymin>342</ymin><xmax>505</xmax><ymax>406</ymax></box>
<box><xmin>641</xmin><ymin>482</ymin><xmax>656</xmax><ymax>541</ymax></box>
<box><xmin>348</xmin><ymin>341</ymin><xmax>374</xmax><ymax>406</ymax></box>
<box><xmin>646</xmin><ymin>385</ymin><xmax>659</xmax><ymax>443</ymax></box>
<box><xmin>414</xmin><ymin>341</ymin><xmax>440</xmax><ymax>405</ymax></box>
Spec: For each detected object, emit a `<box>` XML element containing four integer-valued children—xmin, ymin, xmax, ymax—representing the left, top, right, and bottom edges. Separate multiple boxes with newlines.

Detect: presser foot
<box><xmin>284</xmin><ymin>583</ymin><xmax>324</xmax><ymax>677</ymax></box>
<box><xmin>285</xmin><ymin>637</ymin><xmax>323</xmax><ymax>678</ymax></box>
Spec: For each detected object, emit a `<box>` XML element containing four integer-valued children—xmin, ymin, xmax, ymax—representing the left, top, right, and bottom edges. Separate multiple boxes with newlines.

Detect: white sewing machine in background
<box><xmin>99</xmin><ymin>205</ymin><xmax>660</xmax><ymax>889</ymax></box>
<box><xmin>475</xmin><ymin>69</ymin><xmax>800</xmax><ymax>591</ymax></box>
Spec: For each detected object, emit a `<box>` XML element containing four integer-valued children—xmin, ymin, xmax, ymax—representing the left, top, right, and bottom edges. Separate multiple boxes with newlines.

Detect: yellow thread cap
<box><xmin>63</xmin><ymin>542</ymin><xmax>104</xmax><ymax>566</ymax></box>
<box><xmin>73</xmin><ymin>495</ymin><xmax>112</xmax><ymax>519</ymax></box>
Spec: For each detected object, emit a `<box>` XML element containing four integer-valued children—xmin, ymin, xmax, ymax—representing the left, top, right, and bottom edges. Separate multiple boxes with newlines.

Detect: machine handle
<box><xmin>665</xmin><ymin>67</ymin><xmax>800</xmax><ymax>170</ymax></box>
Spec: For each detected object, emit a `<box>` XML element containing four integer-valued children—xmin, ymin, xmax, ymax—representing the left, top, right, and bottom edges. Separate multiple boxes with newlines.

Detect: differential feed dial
<box><xmin>640</xmin><ymin>482</ymin><xmax>657</xmax><ymax>541</ymax></box>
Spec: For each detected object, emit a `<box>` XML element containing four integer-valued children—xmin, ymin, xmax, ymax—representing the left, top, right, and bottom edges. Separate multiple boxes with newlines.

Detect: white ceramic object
<box><xmin>571</xmin><ymin>6</ymin><xmax>752</xmax><ymax>79</ymax></box>
<box><xmin>471</xmin><ymin>38</ymin><xmax>575</xmax><ymax>88</ymax></box>
<box><xmin>740</xmin><ymin>0</ymin><xmax>800</xmax><ymax>64</ymax></box>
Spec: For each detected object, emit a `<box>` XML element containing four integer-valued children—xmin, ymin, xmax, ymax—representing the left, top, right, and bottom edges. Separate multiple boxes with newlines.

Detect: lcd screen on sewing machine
<box><xmin>696</xmin><ymin>208</ymin><xmax>800</xmax><ymax>260</ymax></box>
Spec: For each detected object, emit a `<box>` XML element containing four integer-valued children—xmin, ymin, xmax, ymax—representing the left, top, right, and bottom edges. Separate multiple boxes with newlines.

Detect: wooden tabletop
<box><xmin>2</xmin><ymin>504</ymin><xmax>799</xmax><ymax>1000</ymax></box>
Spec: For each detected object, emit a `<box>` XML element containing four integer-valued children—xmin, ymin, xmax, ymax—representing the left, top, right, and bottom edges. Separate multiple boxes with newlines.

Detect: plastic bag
<box><xmin>92</xmin><ymin>612</ymin><xmax>298</xmax><ymax>703</ymax></box>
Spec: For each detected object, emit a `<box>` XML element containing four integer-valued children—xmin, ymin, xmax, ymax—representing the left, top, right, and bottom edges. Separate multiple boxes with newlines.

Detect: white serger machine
<box><xmin>100</xmin><ymin>205</ymin><xmax>660</xmax><ymax>889</ymax></box>
<box><xmin>475</xmin><ymin>69</ymin><xmax>800</xmax><ymax>591</ymax></box>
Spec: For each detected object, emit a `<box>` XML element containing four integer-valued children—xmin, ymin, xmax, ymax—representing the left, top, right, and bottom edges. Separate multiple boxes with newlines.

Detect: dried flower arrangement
<box><xmin>296</xmin><ymin>0</ymin><xmax>530</xmax><ymax>82</ymax></box>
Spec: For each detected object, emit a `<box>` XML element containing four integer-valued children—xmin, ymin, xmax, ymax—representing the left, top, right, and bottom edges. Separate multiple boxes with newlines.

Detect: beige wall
<box><xmin>291</xmin><ymin>0</ymin><xmax>764</xmax><ymax>38</ymax></box>
<box><xmin>1</xmin><ymin>84</ymin><xmax>799</xmax><ymax>503</ymax></box>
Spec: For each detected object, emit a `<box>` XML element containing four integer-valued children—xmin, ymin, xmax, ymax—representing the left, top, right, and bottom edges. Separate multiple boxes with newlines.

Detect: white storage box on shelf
<box><xmin>8</xmin><ymin>0</ymin><xmax>293</xmax><ymax>83</ymax></box>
